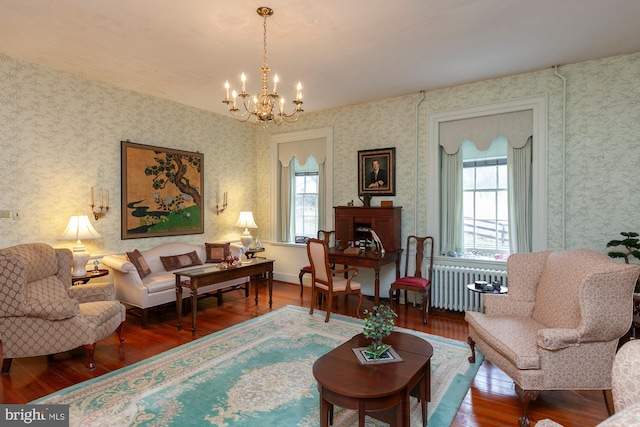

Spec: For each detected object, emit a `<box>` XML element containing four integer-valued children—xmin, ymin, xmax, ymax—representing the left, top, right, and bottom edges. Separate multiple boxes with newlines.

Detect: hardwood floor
<box><xmin>0</xmin><ymin>281</ymin><xmax>609</xmax><ymax>426</ymax></box>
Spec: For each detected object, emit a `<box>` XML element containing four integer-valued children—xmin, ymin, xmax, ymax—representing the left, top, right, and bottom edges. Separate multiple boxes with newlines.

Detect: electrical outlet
<box><xmin>0</xmin><ymin>210</ymin><xmax>10</xmax><ymax>219</ymax></box>
<box><xmin>12</xmin><ymin>210</ymin><xmax>20</xmax><ymax>220</ymax></box>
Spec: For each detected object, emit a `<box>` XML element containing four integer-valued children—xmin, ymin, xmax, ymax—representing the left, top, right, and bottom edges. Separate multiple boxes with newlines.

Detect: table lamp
<box><xmin>60</xmin><ymin>215</ymin><xmax>101</xmax><ymax>277</ymax></box>
<box><xmin>236</xmin><ymin>211</ymin><xmax>258</xmax><ymax>250</ymax></box>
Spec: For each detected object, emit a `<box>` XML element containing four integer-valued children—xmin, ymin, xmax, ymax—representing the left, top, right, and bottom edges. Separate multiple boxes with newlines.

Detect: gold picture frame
<box><xmin>121</xmin><ymin>141</ymin><xmax>204</xmax><ymax>239</ymax></box>
<box><xmin>358</xmin><ymin>147</ymin><xmax>396</xmax><ymax>196</ymax></box>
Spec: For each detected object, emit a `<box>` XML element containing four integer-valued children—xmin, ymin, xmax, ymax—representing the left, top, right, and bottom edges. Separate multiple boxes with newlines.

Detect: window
<box><xmin>269</xmin><ymin>127</ymin><xmax>334</xmax><ymax>244</ymax></box>
<box><xmin>461</xmin><ymin>138</ymin><xmax>509</xmax><ymax>255</ymax></box>
<box><xmin>294</xmin><ymin>157</ymin><xmax>319</xmax><ymax>240</ymax></box>
<box><xmin>428</xmin><ymin>98</ymin><xmax>547</xmax><ymax>259</ymax></box>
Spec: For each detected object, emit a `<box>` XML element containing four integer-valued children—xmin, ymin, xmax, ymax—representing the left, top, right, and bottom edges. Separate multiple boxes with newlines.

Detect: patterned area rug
<box><xmin>34</xmin><ymin>306</ymin><xmax>483</xmax><ymax>426</ymax></box>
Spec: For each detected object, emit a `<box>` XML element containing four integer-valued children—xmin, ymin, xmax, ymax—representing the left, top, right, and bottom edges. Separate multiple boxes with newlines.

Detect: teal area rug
<box><xmin>34</xmin><ymin>306</ymin><xmax>483</xmax><ymax>426</ymax></box>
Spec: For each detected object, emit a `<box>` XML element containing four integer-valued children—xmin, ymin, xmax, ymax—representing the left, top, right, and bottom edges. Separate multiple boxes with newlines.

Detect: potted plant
<box><xmin>606</xmin><ymin>231</ymin><xmax>640</xmax><ymax>292</ymax></box>
<box><xmin>362</xmin><ymin>304</ymin><xmax>397</xmax><ymax>359</ymax></box>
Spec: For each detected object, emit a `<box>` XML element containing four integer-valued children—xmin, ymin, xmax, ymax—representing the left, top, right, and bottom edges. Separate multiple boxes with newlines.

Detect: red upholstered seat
<box><xmin>389</xmin><ymin>235</ymin><xmax>435</xmax><ymax>324</ymax></box>
<box><xmin>393</xmin><ymin>276</ymin><xmax>430</xmax><ymax>289</ymax></box>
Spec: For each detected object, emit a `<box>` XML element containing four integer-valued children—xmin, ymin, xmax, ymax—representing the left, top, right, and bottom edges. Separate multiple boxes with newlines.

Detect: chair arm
<box><xmin>537</xmin><ymin>328</ymin><xmax>581</xmax><ymax>350</ymax></box>
<box><xmin>484</xmin><ymin>295</ymin><xmax>534</xmax><ymax>317</ymax></box>
<box><xmin>101</xmin><ymin>255</ymin><xmax>138</xmax><ymax>274</ymax></box>
<box><xmin>68</xmin><ymin>282</ymin><xmax>116</xmax><ymax>302</ymax></box>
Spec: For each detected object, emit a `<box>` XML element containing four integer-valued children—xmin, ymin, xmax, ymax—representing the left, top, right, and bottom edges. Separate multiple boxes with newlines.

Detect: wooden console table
<box><xmin>174</xmin><ymin>258</ymin><xmax>274</xmax><ymax>336</ymax></box>
<box><xmin>327</xmin><ymin>247</ymin><xmax>402</xmax><ymax>305</ymax></box>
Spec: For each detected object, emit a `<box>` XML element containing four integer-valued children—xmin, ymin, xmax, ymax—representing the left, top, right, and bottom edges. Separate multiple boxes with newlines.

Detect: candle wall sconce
<box><xmin>216</xmin><ymin>191</ymin><xmax>228</xmax><ymax>216</ymax></box>
<box><xmin>90</xmin><ymin>187</ymin><xmax>110</xmax><ymax>220</ymax></box>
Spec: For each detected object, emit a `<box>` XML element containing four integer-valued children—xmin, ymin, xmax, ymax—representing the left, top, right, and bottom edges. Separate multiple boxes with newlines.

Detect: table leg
<box><xmin>374</xmin><ymin>267</ymin><xmax>380</xmax><ymax>305</ymax></box>
<box><xmin>319</xmin><ymin>387</ymin><xmax>329</xmax><ymax>427</ymax></box>
<box><xmin>190</xmin><ymin>280</ymin><xmax>197</xmax><ymax>336</ymax></box>
<box><xmin>268</xmin><ymin>269</ymin><xmax>273</xmax><ymax>307</ymax></box>
<box><xmin>254</xmin><ymin>275</ymin><xmax>259</xmax><ymax>305</ymax></box>
<box><xmin>176</xmin><ymin>275</ymin><xmax>183</xmax><ymax>331</ymax></box>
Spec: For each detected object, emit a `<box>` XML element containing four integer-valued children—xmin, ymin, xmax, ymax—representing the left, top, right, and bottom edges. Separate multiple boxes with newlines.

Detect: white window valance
<box><xmin>439</xmin><ymin>110</ymin><xmax>532</xmax><ymax>154</ymax></box>
<box><xmin>278</xmin><ymin>138</ymin><xmax>326</xmax><ymax>166</ymax></box>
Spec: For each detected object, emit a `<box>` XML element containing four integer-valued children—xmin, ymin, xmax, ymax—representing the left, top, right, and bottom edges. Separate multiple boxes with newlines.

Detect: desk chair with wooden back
<box><xmin>389</xmin><ymin>235</ymin><xmax>435</xmax><ymax>324</ymax></box>
<box><xmin>299</xmin><ymin>230</ymin><xmax>335</xmax><ymax>296</ymax></box>
<box><xmin>307</xmin><ymin>238</ymin><xmax>363</xmax><ymax>322</ymax></box>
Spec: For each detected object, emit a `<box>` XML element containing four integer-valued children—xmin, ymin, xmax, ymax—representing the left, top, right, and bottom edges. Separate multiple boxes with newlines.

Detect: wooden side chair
<box><xmin>299</xmin><ymin>230</ymin><xmax>335</xmax><ymax>296</ymax></box>
<box><xmin>389</xmin><ymin>235</ymin><xmax>434</xmax><ymax>324</ymax></box>
<box><xmin>307</xmin><ymin>238</ymin><xmax>363</xmax><ymax>322</ymax></box>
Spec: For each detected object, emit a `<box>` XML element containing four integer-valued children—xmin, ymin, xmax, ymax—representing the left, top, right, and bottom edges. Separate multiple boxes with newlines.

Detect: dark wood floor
<box><xmin>1</xmin><ymin>281</ymin><xmax>608</xmax><ymax>426</ymax></box>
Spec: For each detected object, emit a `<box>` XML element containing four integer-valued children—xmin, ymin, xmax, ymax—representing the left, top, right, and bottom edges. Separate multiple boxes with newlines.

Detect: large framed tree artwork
<box><xmin>121</xmin><ymin>141</ymin><xmax>204</xmax><ymax>239</ymax></box>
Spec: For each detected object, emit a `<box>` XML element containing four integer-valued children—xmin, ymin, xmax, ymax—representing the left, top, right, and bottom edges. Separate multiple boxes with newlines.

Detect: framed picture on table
<box><xmin>358</xmin><ymin>147</ymin><xmax>396</xmax><ymax>196</ymax></box>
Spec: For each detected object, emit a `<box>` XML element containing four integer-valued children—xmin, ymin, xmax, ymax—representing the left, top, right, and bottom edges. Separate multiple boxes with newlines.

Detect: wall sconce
<box><xmin>216</xmin><ymin>191</ymin><xmax>228</xmax><ymax>216</ymax></box>
<box><xmin>90</xmin><ymin>187</ymin><xmax>110</xmax><ymax>220</ymax></box>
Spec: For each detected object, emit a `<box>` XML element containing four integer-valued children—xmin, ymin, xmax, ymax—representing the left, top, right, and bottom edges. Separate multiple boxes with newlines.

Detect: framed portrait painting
<box><xmin>121</xmin><ymin>141</ymin><xmax>204</xmax><ymax>239</ymax></box>
<box><xmin>358</xmin><ymin>147</ymin><xmax>396</xmax><ymax>196</ymax></box>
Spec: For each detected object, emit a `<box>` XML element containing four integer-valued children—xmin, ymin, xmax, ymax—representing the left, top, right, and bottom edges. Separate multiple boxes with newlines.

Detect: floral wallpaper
<box><xmin>0</xmin><ymin>54</ymin><xmax>256</xmax><ymax>256</ymax></box>
<box><xmin>1</xmin><ymin>51</ymin><xmax>639</xmax><ymax>280</ymax></box>
<box><xmin>258</xmin><ymin>51</ymin><xmax>640</xmax><ymax>255</ymax></box>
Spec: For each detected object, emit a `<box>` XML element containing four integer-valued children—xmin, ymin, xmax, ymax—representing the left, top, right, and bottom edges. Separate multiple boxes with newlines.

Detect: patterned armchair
<box><xmin>0</xmin><ymin>243</ymin><xmax>126</xmax><ymax>374</ymax></box>
<box><xmin>465</xmin><ymin>249</ymin><xmax>640</xmax><ymax>427</ymax></box>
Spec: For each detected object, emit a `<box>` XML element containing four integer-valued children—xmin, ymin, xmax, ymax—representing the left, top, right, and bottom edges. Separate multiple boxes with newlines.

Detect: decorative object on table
<box><xmin>369</xmin><ymin>228</ymin><xmax>385</xmax><ymax>254</ymax></box>
<box><xmin>253</xmin><ymin>235</ymin><xmax>262</xmax><ymax>250</ymax></box>
<box><xmin>90</xmin><ymin>186</ymin><xmax>110</xmax><ymax>220</ymax></box>
<box><xmin>219</xmin><ymin>255</ymin><xmax>241</xmax><ymax>269</ymax></box>
<box><xmin>357</xmin><ymin>147</ymin><xmax>396</xmax><ymax>197</ymax></box>
<box><xmin>59</xmin><ymin>215</ymin><xmax>101</xmax><ymax>277</ymax></box>
<box><xmin>93</xmin><ymin>259</ymin><xmax>100</xmax><ymax>272</ymax></box>
<box><xmin>205</xmin><ymin>242</ymin><xmax>231</xmax><ymax>263</ymax></box>
<box><xmin>121</xmin><ymin>140</ymin><xmax>204</xmax><ymax>239</ymax></box>
<box><xmin>236</xmin><ymin>211</ymin><xmax>258</xmax><ymax>250</ymax></box>
<box><xmin>358</xmin><ymin>193</ymin><xmax>372</xmax><ymax>206</ymax></box>
<box><xmin>362</xmin><ymin>304</ymin><xmax>397</xmax><ymax>360</ymax></box>
<box><xmin>222</xmin><ymin>7</ymin><xmax>303</xmax><ymax>125</ymax></box>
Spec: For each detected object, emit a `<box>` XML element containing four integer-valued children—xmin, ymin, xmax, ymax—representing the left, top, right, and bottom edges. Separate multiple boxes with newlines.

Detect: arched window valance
<box><xmin>278</xmin><ymin>138</ymin><xmax>326</xmax><ymax>165</ymax></box>
<box><xmin>439</xmin><ymin>110</ymin><xmax>532</xmax><ymax>154</ymax></box>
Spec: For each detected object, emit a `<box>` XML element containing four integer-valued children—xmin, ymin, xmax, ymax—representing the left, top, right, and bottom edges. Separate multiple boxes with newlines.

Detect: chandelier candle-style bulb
<box><xmin>222</xmin><ymin>7</ymin><xmax>304</xmax><ymax>125</ymax></box>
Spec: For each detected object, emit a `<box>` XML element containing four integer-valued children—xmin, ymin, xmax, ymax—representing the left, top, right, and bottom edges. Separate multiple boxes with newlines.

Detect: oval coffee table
<box><xmin>313</xmin><ymin>331</ymin><xmax>433</xmax><ymax>427</ymax></box>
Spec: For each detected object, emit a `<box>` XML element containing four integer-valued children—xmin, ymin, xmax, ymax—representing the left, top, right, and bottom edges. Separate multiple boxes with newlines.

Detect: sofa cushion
<box><xmin>466</xmin><ymin>311</ymin><xmax>543</xmax><ymax>370</ymax></box>
<box><xmin>205</xmin><ymin>242</ymin><xmax>230</xmax><ymax>263</ymax></box>
<box><xmin>27</xmin><ymin>298</ymin><xmax>79</xmax><ymax>320</ymax></box>
<box><xmin>126</xmin><ymin>249</ymin><xmax>151</xmax><ymax>279</ymax></box>
<box><xmin>160</xmin><ymin>251</ymin><xmax>202</xmax><ymax>271</ymax></box>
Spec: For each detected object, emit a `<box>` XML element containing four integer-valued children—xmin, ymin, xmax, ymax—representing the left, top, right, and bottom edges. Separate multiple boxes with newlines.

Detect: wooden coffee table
<box><xmin>313</xmin><ymin>331</ymin><xmax>433</xmax><ymax>427</ymax></box>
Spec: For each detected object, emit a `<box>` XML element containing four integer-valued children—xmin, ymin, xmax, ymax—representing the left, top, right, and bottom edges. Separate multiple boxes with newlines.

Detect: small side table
<box><xmin>466</xmin><ymin>283</ymin><xmax>508</xmax><ymax>294</ymax></box>
<box><xmin>72</xmin><ymin>269</ymin><xmax>109</xmax><ymax>285</ymax></box>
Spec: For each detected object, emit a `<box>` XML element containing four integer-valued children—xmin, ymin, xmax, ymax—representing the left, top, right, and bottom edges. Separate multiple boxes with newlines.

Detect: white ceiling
<box><xmin>1</xmin><ymin>0</ymin><xmax>639</xmax><ymax>117</ymax></box>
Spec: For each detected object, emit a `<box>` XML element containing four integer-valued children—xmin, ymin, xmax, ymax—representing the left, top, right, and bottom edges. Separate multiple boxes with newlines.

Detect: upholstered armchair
<box><xmin>465</xmin><ymin>249</ymin><xmax>640</xmax><ymax>427</ymax></box>
<box><xmin>0</xmin><ymin>243</ymin><xmax>126</xmax><ymax>374</ymax></box>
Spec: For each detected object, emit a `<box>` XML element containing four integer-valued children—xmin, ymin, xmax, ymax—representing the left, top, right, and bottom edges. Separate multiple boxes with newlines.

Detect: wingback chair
<box><xmin>465</xmin><ymin>249</ymin><xmax>640</xmax><ymax>427</ymax></box>
<box><xmin>0</xmin><ymin>243</ymin><xmax>126</xmax><ymax>373</ymax></box>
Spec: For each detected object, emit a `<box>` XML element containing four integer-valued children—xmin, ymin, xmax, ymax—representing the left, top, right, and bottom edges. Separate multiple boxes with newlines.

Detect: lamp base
<box><xmin>71</xmin><ymin>250</ymin><xmax>90</xmax><ymax>277</ymax></box>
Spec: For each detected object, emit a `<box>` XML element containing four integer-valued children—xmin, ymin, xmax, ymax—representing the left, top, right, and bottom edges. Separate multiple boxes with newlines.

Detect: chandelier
<box><xmin>222</xmin><ymin>7</ymin><xmax>303</xmax><ymax>125</ymax></box>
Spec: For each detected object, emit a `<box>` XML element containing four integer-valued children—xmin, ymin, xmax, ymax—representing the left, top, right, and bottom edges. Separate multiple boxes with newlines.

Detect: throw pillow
<box><xmin>205</xmin><ymin>242</ymin><xmax>231</xmax><ymax>263</ymax></box>
<box><xmin>160</xmin><ymin>251</ymin><xmax>203</xmax><ymax>271</ymax></box>
<box><xmin>126</xmin><ymin>249</ymin><xmax>152</xmax><ymax>279</ymax></box>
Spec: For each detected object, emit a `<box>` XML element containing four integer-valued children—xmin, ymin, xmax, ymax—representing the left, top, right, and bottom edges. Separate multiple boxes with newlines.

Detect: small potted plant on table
<box><xmin>362</xmin><ymin>304</ymin><xmax>397</xmax><ymax>359</ymax></box>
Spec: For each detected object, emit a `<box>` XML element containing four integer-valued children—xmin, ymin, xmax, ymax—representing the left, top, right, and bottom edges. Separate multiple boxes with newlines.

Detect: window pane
<box><xmin>463</xmin><ymin>191</ymin><xmax>474</xmax><ymax>218</ymax></box>
<box><xmin>475</xmin><ymin>191</ymin><xmax>496</xmax><ymax>219</ymax></box>
<box><xmin>497</xmin><ymin>164</ymin><xmax>508</xmax><ymax>189</ymax></box>
<box><xmin>475</xmin><ymin>166</ymin><xmax>497</xmax><ymax>189</ymax></box>
<box><xmin>497</xmin><ymin>191</ymin><xmax>508</xmax><ymax>220</ymax></box>
<box><xmin>306</xmin><ymin>175</ymin><xmax>318</xmax><ymax>193</ymax></box>
<box><xmin>463</xmin><ymin>168</ymin><xmax>475</xmax><ymax>190</ymax></box>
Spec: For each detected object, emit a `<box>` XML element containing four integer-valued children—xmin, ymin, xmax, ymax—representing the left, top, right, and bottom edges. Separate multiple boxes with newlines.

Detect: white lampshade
<box><xmin>236</xmin><ymin>211</ymin><xmax>258</xmax><ymax>249</ymax></box>
<box><xmin>60</xmin><ymin>215</ymin><xmax>101</xmax><ymax>277</ymax></box>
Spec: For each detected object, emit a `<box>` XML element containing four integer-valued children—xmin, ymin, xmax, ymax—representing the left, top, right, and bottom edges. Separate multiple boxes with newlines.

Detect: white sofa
<box><xmin>102</xmin><ymin>242</ymin><xmax>248</xmax><ymax>328</ymax></box>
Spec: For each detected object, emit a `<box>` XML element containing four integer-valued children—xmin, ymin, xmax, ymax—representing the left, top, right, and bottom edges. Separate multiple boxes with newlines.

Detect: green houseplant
<box><xmin>606</xmin><ymin>231</ymin><xmax>640</xmax><ymax>292</ymax></box>
<box><xmin>362</xmin><ymin>304</ymin><xmax>397</xmax><ymax>359</ymax></box>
